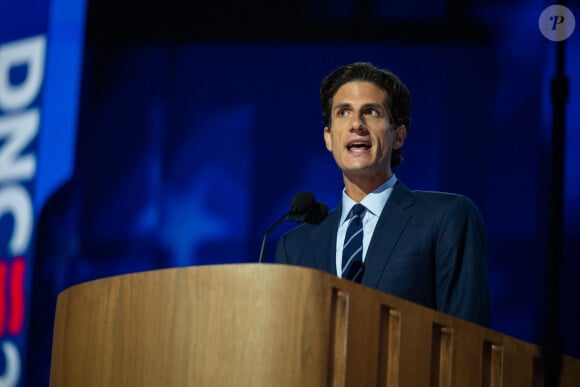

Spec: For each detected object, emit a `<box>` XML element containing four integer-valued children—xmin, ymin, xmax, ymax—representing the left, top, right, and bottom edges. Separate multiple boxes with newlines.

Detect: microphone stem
<box><xmin>258</xmin><ymin>213</ymin><xmax>289</xmax><ymax>263</ymax></box>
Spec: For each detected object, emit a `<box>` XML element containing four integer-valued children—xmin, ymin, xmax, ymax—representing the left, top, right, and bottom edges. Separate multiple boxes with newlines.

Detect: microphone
<box><xmin>305</xmin><ymin>201</ymin><xmax>329</xmax><ymax>224</ymax></box>
<box><xmin>288</xmin><ymin>191</ymin><xmax>316</xmax><ymax>218</ymax></box>
<box><xmin>258</xmin><ymin>192</ymin><xmax>328</xmax><ymax>263</ymax></box>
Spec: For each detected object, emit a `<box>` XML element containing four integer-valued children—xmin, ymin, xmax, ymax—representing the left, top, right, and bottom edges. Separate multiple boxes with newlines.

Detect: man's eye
<box><xmin>365</xmin><ymin>109</ymin><xmax>380</xmax><ymax>117</ymax></box>
<box><xmin>337</xmin><ymin>110</ymin><xmax>349</xmax><ymax>117</ymax></box>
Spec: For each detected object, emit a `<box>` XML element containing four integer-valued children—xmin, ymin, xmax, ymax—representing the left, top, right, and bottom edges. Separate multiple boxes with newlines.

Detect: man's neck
<box><xmin>343</xmin><ymin>172</ymin><xmax>392</xmax><ymax>202</ymax></box>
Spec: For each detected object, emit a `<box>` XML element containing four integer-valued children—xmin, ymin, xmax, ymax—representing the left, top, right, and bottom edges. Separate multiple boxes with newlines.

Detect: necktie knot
<box><xmin>350</xmin><ymin>203</ymin><xmax>365</xmax><ymax>218</ymax></box>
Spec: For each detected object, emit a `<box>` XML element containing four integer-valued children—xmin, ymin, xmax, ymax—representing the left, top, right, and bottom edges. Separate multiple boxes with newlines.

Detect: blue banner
<box><xmin>0</xmin><ymin>33</ymin><xmax>46</xmax><ymax>387</ymax></box>
<box><xmin>0</xmin><ymin>1</ymin><xmax>85</xmax><ymax>385</ymax></box>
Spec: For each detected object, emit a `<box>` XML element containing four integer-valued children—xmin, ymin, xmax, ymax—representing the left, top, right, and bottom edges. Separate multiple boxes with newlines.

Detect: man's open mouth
<box><xmin>346</xmin><ymin>141</ymin><xmax>371</xmax><ymax>150</ymax></box>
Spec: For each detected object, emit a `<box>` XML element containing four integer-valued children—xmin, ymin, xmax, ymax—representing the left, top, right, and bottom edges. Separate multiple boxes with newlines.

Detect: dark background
<box><xmin>24</xmin><ymin>0</ymin><xmax>580</xmax><ymax>385</ymax></box>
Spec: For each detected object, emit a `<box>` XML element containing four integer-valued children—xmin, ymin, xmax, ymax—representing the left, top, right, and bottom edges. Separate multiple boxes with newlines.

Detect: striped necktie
<box><xmin>341</xmin><ymin>204</ymin><xmax>365</xmax><ymax>283</ymax></box>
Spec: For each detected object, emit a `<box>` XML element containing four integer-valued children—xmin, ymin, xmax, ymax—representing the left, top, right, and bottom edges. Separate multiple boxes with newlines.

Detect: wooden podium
<box><xmin>49</xmin><ymin>263</ymin><xmax>580</xmax><ymax>386</ymax></box>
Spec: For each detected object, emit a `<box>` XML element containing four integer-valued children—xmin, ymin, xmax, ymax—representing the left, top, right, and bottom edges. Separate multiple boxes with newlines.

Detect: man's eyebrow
<box><xmin>362</xmin><ymin>102</ymin><xmax>387</xmax><ymax>110</ymax></box>
<box><xmin>333</xmin><ymin>102</ymin><xmax>386</xmax><ymax>110</ymax></box>
<box><xmin>332</xmin><ymin>102</ymin><xmax>388</xmax><ymax>117</ymax></box>
<box><xmin>333</xmin><ymin>102</ymin><xmax>352</xmax><ymax>110</ymax></box>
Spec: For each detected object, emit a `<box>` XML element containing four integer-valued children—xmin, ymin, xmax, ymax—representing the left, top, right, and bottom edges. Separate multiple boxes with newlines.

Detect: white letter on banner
<box><xmin>0</xmin><ymin>185</ymin><xmax>32</xmax><ymax>255</ymax></box>
<box><xmin>0</xmin><ymin>341</ymin><xmax>20</xmax><ymax>387</ymax></box>
<box><xmin>0</xmin><ymin>109</ymin><xmax>38</xmax><ymax>181</ymax></box>
<box><xmin>0</xmin><ymin>35</ymin><xmax>46</xmax><ymax>111</ymax></box>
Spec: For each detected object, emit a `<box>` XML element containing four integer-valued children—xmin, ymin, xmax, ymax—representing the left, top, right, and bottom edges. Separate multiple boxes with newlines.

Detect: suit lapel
<box><xmin>362</xmin><ymin>181</ymin><xmax>415</xmax><ymax>288</ymax></box>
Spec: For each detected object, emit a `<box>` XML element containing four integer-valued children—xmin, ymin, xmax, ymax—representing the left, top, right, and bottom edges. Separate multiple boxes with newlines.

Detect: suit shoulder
<box><xmin>409</xmin><ymin>190</ymin><xmax>483</xmax><ymax>217</ymax></box>
<box><xmin>396</xmin><ymin>181</ymin><xmax>475</xmax><ymax>206</ymax></box>
<box><xmin>411</xmin><ymin>190</ymin><xmax>475</xmax><ymax>205</ymax></box>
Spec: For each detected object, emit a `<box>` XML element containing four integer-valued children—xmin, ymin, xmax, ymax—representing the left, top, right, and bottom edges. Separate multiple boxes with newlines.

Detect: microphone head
<box><xmin>305</xmin><ymin>202</ymin><xmax>329</xmax><ymax>224</ymax></box>
<box><xmin>290</xmin><ymin>191</ymin><xmax>315</xmax><ymax>215</ymax></box>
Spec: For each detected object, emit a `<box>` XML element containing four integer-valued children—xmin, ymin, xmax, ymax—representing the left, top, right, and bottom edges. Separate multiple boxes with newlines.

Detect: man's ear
<box><xmin>323</xmin><ymin>126</ymin><xmax>332</xmax><ymax>151</ymax></box>
<box><xmin>393</xmin><ymin>124</ymin><xmax>407</xmax><ymax>150</ymax></box>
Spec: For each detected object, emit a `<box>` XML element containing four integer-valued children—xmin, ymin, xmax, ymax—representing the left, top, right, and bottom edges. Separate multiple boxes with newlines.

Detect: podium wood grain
<box><xmin>49</xmin><ymin>263</ymin><xmax>580</xmax><ymax>386</ymax></box>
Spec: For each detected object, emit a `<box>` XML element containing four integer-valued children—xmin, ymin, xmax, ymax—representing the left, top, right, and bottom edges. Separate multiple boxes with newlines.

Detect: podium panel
<box><xmin>49</xmin><ymin>263</ymin><xmax>580</xmax><ymax>386</ymax></box>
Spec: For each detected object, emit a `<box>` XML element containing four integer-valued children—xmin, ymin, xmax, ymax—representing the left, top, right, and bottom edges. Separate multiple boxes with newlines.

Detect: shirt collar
<box><xmin>340</xmin><ymin>174</ymin><xmax>398</xmax><ymax>224</ymax></box>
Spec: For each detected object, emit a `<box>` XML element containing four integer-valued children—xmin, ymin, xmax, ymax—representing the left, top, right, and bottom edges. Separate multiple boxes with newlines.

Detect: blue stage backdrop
<box><xmin>0</xmin><ymin>0</ymin><xmax>86</xmax><ymax>385</ymax></box>
<box><xmin>51</xmin><ymin>40</ymin><xmax>580</xmax><ymax>343</ymax></box>
<box><xmin>7</xmin><ymin>1</ymin><xmax>580</xmax><ymax>386</ymax></box>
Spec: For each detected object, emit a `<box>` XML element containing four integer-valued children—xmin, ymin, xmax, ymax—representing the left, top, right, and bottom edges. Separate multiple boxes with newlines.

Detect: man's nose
<box><xmin>351</xmin><ymin>115</ymin><xmax>366</xmax><ymax>131</ymax></box>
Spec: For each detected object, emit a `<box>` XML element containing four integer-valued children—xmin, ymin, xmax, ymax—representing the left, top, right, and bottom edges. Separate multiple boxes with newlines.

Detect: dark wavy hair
<box><xmin>320</xmin><ymin>62</ymin><xmax>411</xmax><ymax>167</ymax></box>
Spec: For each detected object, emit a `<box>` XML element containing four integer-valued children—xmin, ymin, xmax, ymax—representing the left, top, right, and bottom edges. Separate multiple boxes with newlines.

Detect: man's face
<box><xmin>323</xmin><ymin>81</ymin><xmax>406</xmax><ymax>182</ymax></box>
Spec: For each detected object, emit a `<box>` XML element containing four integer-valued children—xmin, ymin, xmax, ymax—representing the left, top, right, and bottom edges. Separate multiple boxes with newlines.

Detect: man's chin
<box><xmin>342</xmin><ymin>165</ymin><xmax>390</xmax><ymax>179</ymax></box>
<box><xmin>343</xmin><ymin>168</ymin><xmax>384</xmax><ymax>178</ymax></box>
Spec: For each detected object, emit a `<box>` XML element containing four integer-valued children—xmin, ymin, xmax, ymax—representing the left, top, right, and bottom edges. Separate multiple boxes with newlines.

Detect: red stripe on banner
<box><xmin>9</xmin><ymin>257</ymin><xmax>26</xmax><ymax>335</ymax></box>
<box><xmin>0</xmin><ymin>260</ymin><xmax>7</xmax><ymax>336</ymax></box>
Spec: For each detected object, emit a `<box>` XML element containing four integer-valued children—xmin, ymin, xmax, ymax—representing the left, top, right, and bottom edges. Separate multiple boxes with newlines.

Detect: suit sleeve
<box><xmin>435</xmin><ymin>195</ymin><xmax>491</xmax><ymax>327</ymax></box>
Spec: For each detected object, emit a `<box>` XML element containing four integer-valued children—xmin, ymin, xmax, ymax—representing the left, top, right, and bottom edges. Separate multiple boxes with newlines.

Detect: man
<box><xmin>275</xmin><ymin>62</ymin><xmax>491</xmax><ymax>327</ymax></box>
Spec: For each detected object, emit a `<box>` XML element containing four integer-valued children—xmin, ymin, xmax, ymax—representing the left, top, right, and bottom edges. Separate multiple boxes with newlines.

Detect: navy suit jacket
<box><xmin>275</xmin><ymin>180</ymin><xmax>491</xmax><ymax>327</ymax></box>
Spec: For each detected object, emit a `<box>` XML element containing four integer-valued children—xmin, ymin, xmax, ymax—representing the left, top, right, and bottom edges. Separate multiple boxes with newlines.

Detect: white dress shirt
<box><xmin>336</xmin><ymin>174</ymin><xmax>398</xmax><ymax>278</ymax></box>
